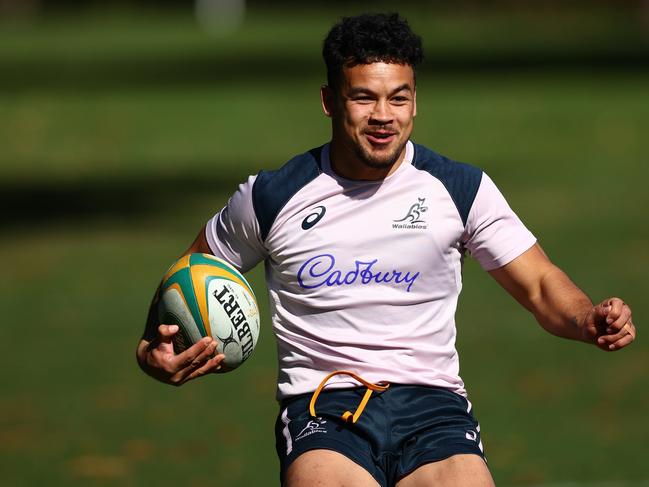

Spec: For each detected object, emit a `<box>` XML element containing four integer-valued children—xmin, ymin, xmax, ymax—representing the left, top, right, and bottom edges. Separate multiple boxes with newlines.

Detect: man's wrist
<box><xmin>136</xmin><ymin>340</ymin><xmax>151</xmax><ymax>370</ymax></box>
<box><xmin>571</xmin><ymin>305</ymin><xmax>594</xmax><ymax>343</ymax></box>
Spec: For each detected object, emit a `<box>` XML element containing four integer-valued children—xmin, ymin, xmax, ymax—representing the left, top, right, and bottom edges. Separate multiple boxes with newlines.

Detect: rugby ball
<box><xmin>157</xmin><ymin>253</ymin><xmax>260</xmax><ymax>370</ymax></box>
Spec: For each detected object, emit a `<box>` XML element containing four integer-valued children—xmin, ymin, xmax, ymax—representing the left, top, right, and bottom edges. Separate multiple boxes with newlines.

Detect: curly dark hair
<box><xmin>322</xmin><ymin>13</ymin><xmax>424</xmax><ymax>90</ymax></box>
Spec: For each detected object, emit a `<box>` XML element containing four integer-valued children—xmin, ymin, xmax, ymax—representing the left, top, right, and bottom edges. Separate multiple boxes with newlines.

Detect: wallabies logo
<box><xmin>394</xmin><ymin>198</ymin><xmax>428</xmax><ymax>224</ymax></box>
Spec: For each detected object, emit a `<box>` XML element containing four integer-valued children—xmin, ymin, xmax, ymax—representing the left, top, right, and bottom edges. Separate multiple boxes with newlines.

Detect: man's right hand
<box><xmin>136</xmin><ymin>324</ymin><xmax>226</xmax><ymax>386</ymax></box>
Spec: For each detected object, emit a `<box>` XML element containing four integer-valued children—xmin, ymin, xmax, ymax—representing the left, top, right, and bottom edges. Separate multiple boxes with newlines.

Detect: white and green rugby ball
<box><xmin>157</xmin><ymin>253</ymin><xmax>260</xmax><ymax>370</ymax></box>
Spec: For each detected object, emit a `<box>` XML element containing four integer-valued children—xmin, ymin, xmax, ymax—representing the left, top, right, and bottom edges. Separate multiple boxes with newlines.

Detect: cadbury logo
<box><xmin>297</xmin><ymin>254</ymin><xmax>420</xmax><ymax>292</ymax></box>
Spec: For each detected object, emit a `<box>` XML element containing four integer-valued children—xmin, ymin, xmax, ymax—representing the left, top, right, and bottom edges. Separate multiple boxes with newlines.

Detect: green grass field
<box><xmin>1</xmin><ymin>6</ymin><xmax>648</xmax><ymax>487</ymax></box>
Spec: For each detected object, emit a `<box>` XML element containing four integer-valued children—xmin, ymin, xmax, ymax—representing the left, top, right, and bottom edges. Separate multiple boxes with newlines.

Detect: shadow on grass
<box><xmin>2</xmin><ymin>169</ymin><xmax>249</xmax><ymax>228</ymax></box>
<box><xmin>3</xmin><ymin>47</ymin><xmax>649</xmax><ymax>93</ymax></box>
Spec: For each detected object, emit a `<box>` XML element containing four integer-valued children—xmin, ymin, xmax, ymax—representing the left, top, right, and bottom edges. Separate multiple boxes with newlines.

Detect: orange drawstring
<box><xmin>309</xmin><ymin>370</ymin><xmax>389</xmax><ymax>424</ymax></box>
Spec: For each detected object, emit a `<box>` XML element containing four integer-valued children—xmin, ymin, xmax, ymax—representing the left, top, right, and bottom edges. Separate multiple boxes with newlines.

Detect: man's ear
<box><xmin>320</xmin><ymin>85</ymin><xmax>334</xmax><ymax>118</ymax></box>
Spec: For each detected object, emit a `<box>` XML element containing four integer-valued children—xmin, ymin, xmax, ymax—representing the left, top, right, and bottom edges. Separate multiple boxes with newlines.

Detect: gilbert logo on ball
<box><xmin>158</xmin><ymin>253</ymin><xmax>260</xmax><ymax>370</ymax></box>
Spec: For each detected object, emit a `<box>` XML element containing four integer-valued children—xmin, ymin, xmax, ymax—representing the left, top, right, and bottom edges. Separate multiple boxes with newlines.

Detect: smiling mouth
<box><xmin>365</xmin><ymin>131</ymin><xmax>397</xmax><ymax>145</ymax></box>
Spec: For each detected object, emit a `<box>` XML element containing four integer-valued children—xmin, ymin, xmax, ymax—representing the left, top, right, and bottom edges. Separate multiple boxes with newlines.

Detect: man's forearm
<box><xmin>490</xmin><ymin>244</ymin><xmax>635</xmax><ymax>351</ymax></box>
<box><xmin>489</xmin><ymin>245</ymin><xmax>592</xmax><ymax>343</ymax></box>
<box><xmin>530</xmin><ymin>265</ymin><xmax>593</xmax><ymax>343</ymax></box>
<box><xmin>136</xmin><ymin>290</ymin><xmax>163</xmax><ymax>377</ymax></box>
<box><xmin>136</xmin><ymin>338</ymin><xmax>152</xmax><ymax>372</ymax></box>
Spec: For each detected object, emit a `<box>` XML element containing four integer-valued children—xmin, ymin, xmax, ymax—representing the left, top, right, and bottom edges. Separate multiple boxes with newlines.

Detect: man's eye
<box><xmin>392</xmin><ymin>97</ymin><xmax>409</xmax><ymax>103</ymax></box>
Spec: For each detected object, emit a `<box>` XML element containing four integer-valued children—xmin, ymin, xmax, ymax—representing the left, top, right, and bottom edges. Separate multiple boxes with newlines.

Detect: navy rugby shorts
<box><xmin>275</xmin><ymin>384</ymin><xmax>486</xmax><ymax>487</ymax></box>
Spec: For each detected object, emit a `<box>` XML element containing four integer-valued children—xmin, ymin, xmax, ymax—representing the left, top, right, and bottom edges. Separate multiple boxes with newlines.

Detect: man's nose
<box><xmin>370</xmin><ymin>100</ymin><xmax>393</xmax><ymax>123</ymax></box>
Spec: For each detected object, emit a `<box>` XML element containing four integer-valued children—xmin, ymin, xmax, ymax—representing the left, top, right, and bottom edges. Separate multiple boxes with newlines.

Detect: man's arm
<box><xmin>136</xmin><ymin>226</ymin><xmax>227</xmax><ymax>386</ymax></box>
<box><xmin>489</xmin><ymin>244</ymin><xmax>636</xmax><ymax>351</ymax></box>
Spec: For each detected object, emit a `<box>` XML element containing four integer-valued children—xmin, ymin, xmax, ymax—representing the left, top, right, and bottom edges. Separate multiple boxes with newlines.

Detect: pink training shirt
<box><xmin>206</xmin><ymin>141</ymin><xmax>536</xmax><ymax>400</ymax></box>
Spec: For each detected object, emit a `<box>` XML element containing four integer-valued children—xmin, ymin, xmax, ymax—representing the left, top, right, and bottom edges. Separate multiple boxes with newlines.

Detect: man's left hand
<box><xmin>582</xmin><ymin>297</ymin><xmax>636</xmax><ymax>351</ymax></box>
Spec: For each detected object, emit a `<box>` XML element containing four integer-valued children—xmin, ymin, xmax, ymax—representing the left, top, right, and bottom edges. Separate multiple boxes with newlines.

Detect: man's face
<box><xmin>322</xmin><ymin>62</ymin><xmax>417</xmax><ymax>175</ymax></box>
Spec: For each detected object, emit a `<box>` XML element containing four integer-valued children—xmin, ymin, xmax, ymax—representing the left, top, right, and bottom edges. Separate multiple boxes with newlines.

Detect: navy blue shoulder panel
<box><xmin>412</xmin><ymin>144</ymin><xmax>483</xmax><ymax>227</ymax></box>
<box><xmin>252</xmin><ymin>146</ymin><xmax>323</xmax><ymax>241</ymax></box>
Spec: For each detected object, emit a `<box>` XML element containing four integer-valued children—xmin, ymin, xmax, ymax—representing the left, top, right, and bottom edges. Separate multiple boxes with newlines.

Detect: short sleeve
<box><xmin>205</xmin><ymin>175</ymin><xmax>267</xmax><ymax>273</ymax></box>
<box><xmin>463</xmin><ymin>173</ymin><xmax>536</xmax><ymax>271</ymax></box>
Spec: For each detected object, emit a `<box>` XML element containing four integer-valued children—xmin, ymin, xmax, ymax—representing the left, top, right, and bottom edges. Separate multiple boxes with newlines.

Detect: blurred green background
<box><xmin>1</xmin><ymin>1</ymin><xmax>648</xmax><ymax>486</ymax></box>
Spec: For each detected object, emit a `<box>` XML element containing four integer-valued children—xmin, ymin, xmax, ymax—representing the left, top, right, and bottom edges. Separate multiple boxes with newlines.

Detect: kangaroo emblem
<box><xmin>394</xmin><ymin>198</ymin><xmax>428</xmax><ymax>224</ymax></box>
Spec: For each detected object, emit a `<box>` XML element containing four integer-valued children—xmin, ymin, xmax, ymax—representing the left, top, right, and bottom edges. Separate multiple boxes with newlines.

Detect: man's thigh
<box><xmin>396</xmin><ymin>454</ymin><xmax>495</xmax><ymax>487</ymax></box>
<box><xmin>285</xmin><ymin>449</ymin><xmax>381</xmax><ymax>487</ymax></box>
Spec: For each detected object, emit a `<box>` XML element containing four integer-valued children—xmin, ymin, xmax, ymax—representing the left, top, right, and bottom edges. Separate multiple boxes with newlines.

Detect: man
<box><xmin>137</xmin><ymin>13</ymin><xmax>636</xmax><ymax>487</ymax></box>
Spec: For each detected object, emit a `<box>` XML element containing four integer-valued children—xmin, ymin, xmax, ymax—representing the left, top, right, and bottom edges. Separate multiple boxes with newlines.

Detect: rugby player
<box><xmin>136</xmin><ymin>13</ymin><xmax>637</xmax><ymax>487</ymax></box>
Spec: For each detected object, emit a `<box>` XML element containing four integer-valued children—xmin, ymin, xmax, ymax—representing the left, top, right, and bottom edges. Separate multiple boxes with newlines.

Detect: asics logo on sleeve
<box><xmin>301</xmin><ymin>206</ymin><xmax>327</xmax><ymax>230</ymax></box>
